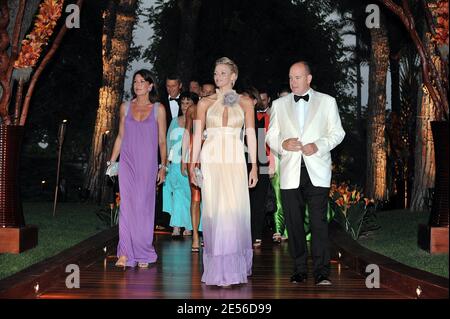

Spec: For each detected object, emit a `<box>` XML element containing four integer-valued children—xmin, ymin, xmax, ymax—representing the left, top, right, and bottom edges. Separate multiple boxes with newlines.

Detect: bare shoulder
<box><xmin>198</xmin><ymin>94</ymin><xmax>217</xmax><ymax>111</ymax></box>
<box><xmin>239</xmin><ymin>95</ymin><xmax>254</xmax><ymax>111</ymax></box>
<box><xmin>156</xmin><ymin>103</ymin><xmax>166</xmax><ymax>122</ymax></box>
<box><xmin>120</xmin><ymin>101</ymin><xmax>128</xmax><ymax>109</ymax></box>
<box><xmin>186</xmin><ymin>105</ymin><xmax>196</xmax><ymax>117</ymax></box>
<box><xmin>157</xmin><ymin>103</ymin><xmax>166</xmax><ymax>113</ymax></box>
<box><xmin>119</xmin><ymin>101</ymin><xmax>128</xmax><ymax>116</ymax></box>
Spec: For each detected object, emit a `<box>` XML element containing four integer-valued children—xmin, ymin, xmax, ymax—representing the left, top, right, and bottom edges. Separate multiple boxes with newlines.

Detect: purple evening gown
<box><xmin>117</xmin><ymin>102</ymin><xmax>159</xmax><ymax>267</ymax></box>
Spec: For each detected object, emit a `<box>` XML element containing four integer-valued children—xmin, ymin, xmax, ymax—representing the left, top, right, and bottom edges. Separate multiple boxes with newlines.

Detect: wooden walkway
<box><xmin>36</xmin><ymin>233</ymin><xmax>408</xmax><ymax>299</ymax></box>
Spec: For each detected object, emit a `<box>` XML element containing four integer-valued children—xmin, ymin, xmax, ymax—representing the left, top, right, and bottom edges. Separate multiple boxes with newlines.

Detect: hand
<box><xmin>302</xmin><ymin>143</ymin><xmax>318</xmax><ymax>156</ymax></box>
<box><xmin>282</xmin><ymin>138</ymin><xmax>303</xmax><ymax>152</ymax></box>
<box><xmin>157</xmin><ymin>167</ymin><xmax>166</xmax><ymax>185</ymax></box>
<box><xmin>189</xmin><ymin>166</ymin><xmax>197</xmax><ymax>186</ymax></box>
<box><xmin>268</xmin><ymin>165</ymin><xmax>275</xmax><ymax>179</ymax></box>
<box><xmin>181</xmin><ymin>162</ymin><xmax>188</xmax><ymax>176</ymax></box>
<box><xmin>248</xmin><ymin>167</ymin><xmax>258</xmax><ymax>188</ymax></box>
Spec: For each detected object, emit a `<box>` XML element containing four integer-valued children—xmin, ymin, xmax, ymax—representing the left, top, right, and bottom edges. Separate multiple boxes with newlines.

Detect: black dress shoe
<box><xmin>290</xmin><ymin>273</ymin><xmax>307</xmax><ymax>283</ymax></box>
<box><xmin>315</xmin><ymin>275</ymin><xmax>332</xmax><ymax>286</ymax></box>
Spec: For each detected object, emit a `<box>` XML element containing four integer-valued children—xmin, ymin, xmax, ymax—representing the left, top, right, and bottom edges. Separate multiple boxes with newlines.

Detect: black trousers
<box><xmin>281</xmin><ymin>166</ymin><xmax>330</xmax><ymax>277</ymax></box>
<box><xmin>250</xmin><ymin>172</ymin><xmax>270</xmax><ymax>242</ymax></box>
<box><xmin>155</xmin><ymin>185</ymin><xmax>170</xmax><ymax>228</ymax></box>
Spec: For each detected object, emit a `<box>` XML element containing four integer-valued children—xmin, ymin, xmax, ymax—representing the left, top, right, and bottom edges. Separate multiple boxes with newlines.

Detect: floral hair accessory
<box><xmin>223</xmin><ymin>91</ymin><xmax>239</xmax><ymax>106</ymax></box>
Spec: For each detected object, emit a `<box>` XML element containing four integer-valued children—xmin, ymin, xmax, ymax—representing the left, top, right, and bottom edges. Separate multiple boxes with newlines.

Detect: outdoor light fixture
<box><xmin>416</xmin><ymin>286</ymin><xmax>422</xmax><ymax>298</ymax></box>
<box><xmin>338</xmin><ymin>252</ymin><xmax>342</xmax><ymax>259</ymax></box>
<box><xmin>34</xmin><ymin>283</ymin><xmax>39</xmax><ymax>293</ymax></box>
<box><xmin>53</xmin><ymin>120</ymin><xmax>68</xmax><ymax>216</ymax></box>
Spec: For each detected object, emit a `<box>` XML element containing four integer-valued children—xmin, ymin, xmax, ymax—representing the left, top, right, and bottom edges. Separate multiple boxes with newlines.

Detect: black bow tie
<box><xmin>169</xmin><ymin>97</ymin><xmax>179</xmax><ymax>101</ymax></box>
<box><xmin>294</xmin><ymin>94</ymin><xmax>309</xmax><ymax>103</ymax></box>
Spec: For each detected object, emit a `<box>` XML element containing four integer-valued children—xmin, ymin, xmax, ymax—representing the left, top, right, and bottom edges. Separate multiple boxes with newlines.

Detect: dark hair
<box><xmin>166</xmin><ymin>74</ymin><xmax>182</xmax><ymax>83</ymax></box>
<box><xmin>240</xmin><ymin>86</ymin><xmax>263</xmax><ymax>109</ymax></box>
<box><xmin>131</xmin><ymin>69</ymin><xmax>159</xmax><ymax>103</ymax></box>
<box><xmin>180</xmin><ymin>91</ymin><xmax>199</xmax><ymax>105</ymax></box>
<box><xmin>201</xmin><ymin>80</ymin><xmax>215</xmax><ymax>86</ymax></box>
<box><xmin>258</xmin><ymin>87</ymin><xmax>270</xmax><ymax>95</ymax></box>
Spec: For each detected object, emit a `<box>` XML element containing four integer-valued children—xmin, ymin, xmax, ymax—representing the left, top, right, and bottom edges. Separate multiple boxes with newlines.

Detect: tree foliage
<box><xmin>143</xmin><ymin>0</ymin><xmax>354</xmax><ymax>104</ymax></box>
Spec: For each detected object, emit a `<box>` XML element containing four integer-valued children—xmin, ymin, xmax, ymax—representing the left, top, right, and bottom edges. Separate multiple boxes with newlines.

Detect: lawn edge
<box><xmin>330</xmin><ymin>221</ymin><xmax>449</xmax><ymax>299</ymax></box>
<box><xmin>0</xmin><ymin>226</ymin><xmax>118</xmax><ymax>298</ymax></box>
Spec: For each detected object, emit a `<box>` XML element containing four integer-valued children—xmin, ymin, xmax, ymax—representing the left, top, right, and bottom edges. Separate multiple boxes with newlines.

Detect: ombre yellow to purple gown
<box><xmin>200</xmin><ymin>90</ymin><xmax>253</xmax><ymax>286</ymax></box>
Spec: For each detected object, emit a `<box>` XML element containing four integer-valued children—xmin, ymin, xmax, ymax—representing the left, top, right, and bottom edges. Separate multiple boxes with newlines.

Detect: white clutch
<box><xmin>106</xmin><ymin>162</ymin><xmax>119</xmax><ymax>177</ymax></box>
<box><xmin>194</xmin><ymin>167</ymin><xmax>203</xmax><ymax>188</ymax></box>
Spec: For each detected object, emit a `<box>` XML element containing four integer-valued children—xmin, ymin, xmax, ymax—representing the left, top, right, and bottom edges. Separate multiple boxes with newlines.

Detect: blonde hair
<box><xmin>215</xmin><ymin>57</ymin><xmax>238</xmax><ymax>77</ymax></box>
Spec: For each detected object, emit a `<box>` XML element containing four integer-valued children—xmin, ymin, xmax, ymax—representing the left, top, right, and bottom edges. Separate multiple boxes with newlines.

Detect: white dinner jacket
<box><xmin>266</xmin><ymin>89</ymin><xmax>345</xmax><ymax>189</ymax></box>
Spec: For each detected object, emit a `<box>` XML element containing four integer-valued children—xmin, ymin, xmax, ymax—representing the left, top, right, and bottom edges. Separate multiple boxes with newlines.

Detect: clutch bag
<box><xmin>194</xmin><ymin>167</ymin><xmax>203</xmax><ymax>188</ymax></box>
<box><xmin>106</xmin><ymin>162</ymin><xmax>119</xmax><ymax>177</ymax></box>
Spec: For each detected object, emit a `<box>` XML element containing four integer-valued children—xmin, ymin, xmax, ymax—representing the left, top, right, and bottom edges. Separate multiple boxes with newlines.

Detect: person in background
<box><xmin>181</xmin><ymin>91</ymin><xmax>202</xmax><ymax>252</ymax></box>
<box><xmin>200</xmin><ymin>82</ymin><xmax>216</xmax><ymax>98</ymax></box>
<box><xmin>157</xmin><ymin>74</ymin><xmax>183</xmax><ymax>231</ymax></box>
<box><xmin>163</xmin><ymin>91</ymin><xmax>196</xmax><ymax>238</ymax></box>
<box><xmin>241</xmin><ymin>87</ymin><xmax>271</xmax><ymax>248</ymax></box>
<box><xmin>270</xmin><ymin>86</ymin><xmax>290</xmax><ymax>243</ymax></box>
<box><xmin>189</xmin><ymin>79</ymin><xmax>201</xmax><ymax>95</ymax></box>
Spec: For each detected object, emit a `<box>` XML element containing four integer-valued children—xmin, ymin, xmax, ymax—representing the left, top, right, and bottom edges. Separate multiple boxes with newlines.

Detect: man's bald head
<box><xmin>289</xmin><ymin>61</ymin><xmax>312</xmax><ymax>95</ymax></box>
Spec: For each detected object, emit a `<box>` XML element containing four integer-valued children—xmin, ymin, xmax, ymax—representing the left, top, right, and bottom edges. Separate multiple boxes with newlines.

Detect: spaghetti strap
<box><xmin>153</xmin><ymin>102</ymin><xmax>159</xmax><ymax>120</ymax></box>
<box><xmin>125</xmin><ymin>101</ymin><xmax>131</xmax><ymax>116</ymax></box>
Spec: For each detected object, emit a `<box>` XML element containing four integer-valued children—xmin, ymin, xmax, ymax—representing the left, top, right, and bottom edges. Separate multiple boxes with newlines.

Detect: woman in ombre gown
<box><xmin>190</xmin><ymin>57</ymin><xmax>258</xmax><ymax>287</ymax></box>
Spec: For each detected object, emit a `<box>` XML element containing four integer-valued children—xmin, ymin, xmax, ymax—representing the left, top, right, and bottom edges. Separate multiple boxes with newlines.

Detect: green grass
<box><xmin>358</xmin><ymin>209</ymin><xmax>449</xmax><ymax>278</ymax></box>
<box><xmin>0</xmin><ymin>202</ymin><xmax>108</xmax><ymax>281</ymax></box>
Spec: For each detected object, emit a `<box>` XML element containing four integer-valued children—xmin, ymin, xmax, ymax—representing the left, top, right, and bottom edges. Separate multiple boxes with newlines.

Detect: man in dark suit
<box><xmin>156</xmin><ymin>74</ymin><xmax>183</xmax><ymax>230</ymax></box>
<box><xmin>162</xmin><ymin>74</ymin><xmax>183</xmax><ymax>130</ymax></box>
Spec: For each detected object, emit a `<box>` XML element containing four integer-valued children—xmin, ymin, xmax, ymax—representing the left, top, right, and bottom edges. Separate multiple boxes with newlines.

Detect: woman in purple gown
<box><xmin>109</xmin><ymin>69</ymin><xmax>167</xmax><ymax>268</ymax></box>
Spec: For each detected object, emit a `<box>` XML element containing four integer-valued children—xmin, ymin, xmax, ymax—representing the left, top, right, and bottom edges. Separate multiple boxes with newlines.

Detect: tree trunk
<box><xmin>176</xmin><ymin>0</ymin><xmax>201</xmax><ymax>88</ymax></box>
<box><xmin>84</xmin><ymin>0</ymin><xmax>138</xmax><ymax>204</ymax></box>
<box><xmin>355</xmin><ymin>32</ymin><xmax>363</xmax><ymax>136</ymax></box>
<box><xmin>410</xmin><ymin>32</ymin><xmax>440</xmax><ymax>211</ymax></box>
<box><xmin>366</xmin><ymin>14</ymin><xmax>390</xmax><ymax>201</ymax></box>
<box><xmin>390</xmin><ymin>54</ymin><xmax>401</xmax><ymax>114</ymax></box>
<box><xmin>399</xmin><ymin>45</ymin><xmax>420</xmax><ymax>209</ymax></box>
<box><xmin>387</xmin><ymin>52</ymin><xmax>402</xmax><ymax>206</ymax></box>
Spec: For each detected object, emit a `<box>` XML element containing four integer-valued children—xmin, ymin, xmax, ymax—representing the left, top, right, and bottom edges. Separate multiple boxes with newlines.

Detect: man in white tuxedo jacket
<box><xmin>266</xmin><ymin>61</ymin><xmax>345</xmax><ymax>286</ymax></box>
